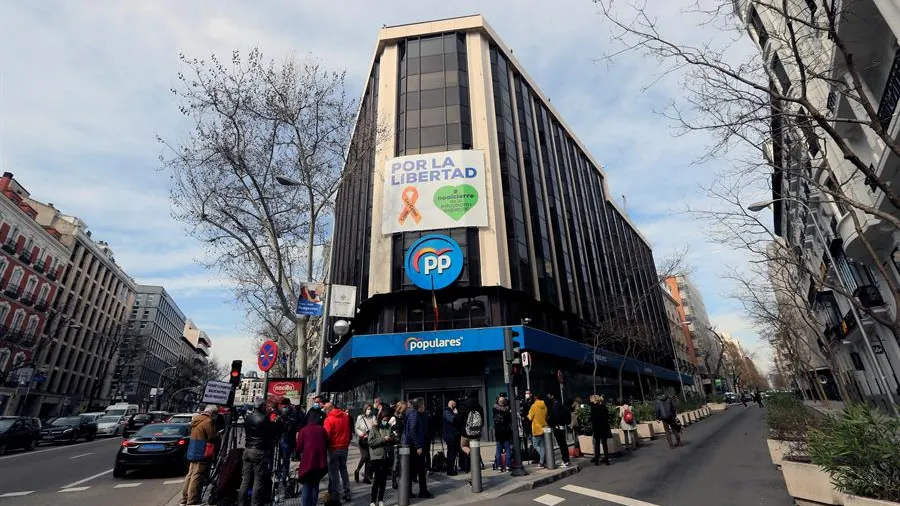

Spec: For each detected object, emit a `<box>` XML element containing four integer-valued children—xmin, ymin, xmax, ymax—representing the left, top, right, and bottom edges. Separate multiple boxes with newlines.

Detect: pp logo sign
<box><xmin>404</xmin><ymin>234</ymin><xmax>464</xmax><ymax>290</ymax></box>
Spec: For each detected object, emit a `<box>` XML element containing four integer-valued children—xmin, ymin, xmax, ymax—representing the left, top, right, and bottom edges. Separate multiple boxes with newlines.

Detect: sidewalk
<box><xmin>281</xmin><ymin>442</ymin><xmax>584</xmax><ymax>506</ymax></box>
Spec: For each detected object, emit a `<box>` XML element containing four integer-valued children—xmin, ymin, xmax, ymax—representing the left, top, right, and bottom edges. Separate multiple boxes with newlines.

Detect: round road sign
<box><xmin>258</xmin><ymin>340</ymin><xmax>278</xmax><ymax>372</ymax></box>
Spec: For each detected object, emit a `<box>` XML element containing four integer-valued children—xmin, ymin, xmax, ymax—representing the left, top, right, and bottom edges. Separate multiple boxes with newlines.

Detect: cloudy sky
<box><xmin>0</xmin><ymin>1</ymin><xmax>773</xmax><ymax>375</ymax></box>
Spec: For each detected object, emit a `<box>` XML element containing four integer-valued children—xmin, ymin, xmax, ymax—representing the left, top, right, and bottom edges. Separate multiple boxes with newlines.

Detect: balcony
<box><xmin>18</xmin><ymin>250</ymin><xmax>31</xmax><ymax>264</ymax></box>
<box><xmin>877</xmin><ymin>49</ymin><xmax>900</xmax><ymax>130</ymax></box>
<box><xmin>853</xmin><ymin>284</ymin><xmax>885</xmax><ymax>308</ymax></box>
<box><xmin>35</xmin><ymin>301</ymin><xmax>48</xmax><ymax>312</ymax></box>
<box><xmin>1</xmin><ymin>241</ymin><xmax>16</xmax><ymax>255</ymax></box>
<box><xmin>20</xmin><ymin>292</ymin><xmax>35</xmax><ymax>306</ymax></box>
<box><xmin>47</xmin><ymin>269</ymin><xmax>57</xmax><ymax>281</ymax></box>
<box><xmin>33</xmin><ymin>261</ymin><xmax>45</xmax><ymax>274</ymax></box>
<box><xmin>4</xmin><ymin>286</ymin><xmax>21</xmax><ymax>299</ymax></box>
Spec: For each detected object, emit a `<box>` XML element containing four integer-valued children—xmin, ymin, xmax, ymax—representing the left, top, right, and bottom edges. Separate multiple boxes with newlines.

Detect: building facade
<box><xmin>0</xmin><ymin>173</ymin><xmax>69</xmax><ymax>415</ymax></box>
<box><xmin>665</xmin><ymin>275</ymin><xmax>721</xmax><ymax>394</ymax></box>
<box><xmin>661</xmin><ymin>281</ymin><xmax>696</xmax><ymax>393</ymax></box>
<box><xmin>234</xmin><ymin>371</ymin><xmax>264</xmax><ymax>406</ymax></box>
<box><xmin>735</xmin><ymin>0</ymin><xmax>900</xmax><ymax>407</ymax></box>
<box><xmin>324</xmin><ymin>16</ymin><xmax>689</xmax><ymax>412</ymax></box>
<box><xmin>111</xmin><ymin>285</ymin><xmax>187</xmax><ymax>408</ymax></box>
<box><xmin>25</xmin><ymin>200</ymin><xmax>136</xmax><ymax>416</ymax></box>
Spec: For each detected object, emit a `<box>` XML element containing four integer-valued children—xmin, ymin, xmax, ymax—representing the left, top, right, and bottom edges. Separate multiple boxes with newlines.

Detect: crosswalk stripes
<box><xmin>2</xmin><ymin>479</ymin><xmax>183</xmax><ymax>498</ymax></box>
<box><xmin>531</xmin><ymin>485</ymin><xmax>663</xmax><ymax>506</ymax></box>
<box><xmin>113</xmin><ymin>483</ymin><xmax>142</xmax><ymax>488</ymax></box>
<box><xmin>60</xmin><ymin>487</ymin><xmax>91</xmax><ymax>493</ymax></box>
<box><xmin>0</xmin><ymin>491</ymin><xmax>34</xmax><ymax>498</ymax></box>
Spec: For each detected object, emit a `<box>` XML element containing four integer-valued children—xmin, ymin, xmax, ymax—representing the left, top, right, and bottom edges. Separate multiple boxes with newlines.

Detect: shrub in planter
<box><xmin>765</xmin><ymin>391</ymin><xmax>821</xmax><ymax>460</ymax></box>
<box><xmin>633</xmin><ymin>402</ymin><xmax>655</xmax><ymax>423</ymax></box>
<box><xmin>575</xmin><ymin>405</ymin><xmax>592</xmax><ymax>436</ymax></box>
<box><xmin>709</xmin><ymin>394</ymin><xmax>725</xmax><ymax>404</ymax></box>
<box><xmin>808</xmin><ymin>404</ymin><xmax>900</xmax><ymax>503</ymax></box>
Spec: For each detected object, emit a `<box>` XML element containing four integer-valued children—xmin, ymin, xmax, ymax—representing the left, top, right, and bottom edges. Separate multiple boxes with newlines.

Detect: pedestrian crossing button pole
<box><xmin>470</xmin><ymin>439</ymin><xmax>482</xmax><ymax>493</ymax></box>
<box><xmin>543</xmin><ymin>427</ymin><xmax>556</xmax><ymax>469</ymax></box>
<box><xmin>398</xmin><ymin>444</ymin><xmax>411</xmax><ymax>506</ymax></box>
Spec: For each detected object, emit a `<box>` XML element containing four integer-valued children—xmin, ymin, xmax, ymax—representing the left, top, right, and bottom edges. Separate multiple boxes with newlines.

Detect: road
<box><xmin>487</xmin><ymin>405</ymin><xmax>792</xmax><ymax>506</ymax></box>
<box><xmin>0</xmin><ymin>436</ymin><xmax>183</xmax><ymax>506</ymax></box>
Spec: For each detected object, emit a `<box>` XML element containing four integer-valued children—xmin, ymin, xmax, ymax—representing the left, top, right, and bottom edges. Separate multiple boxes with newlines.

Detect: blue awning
<box><xmin>321</xmin><ymin>325</ymin><xmax>693</xmax><ymax>386</ymax></box>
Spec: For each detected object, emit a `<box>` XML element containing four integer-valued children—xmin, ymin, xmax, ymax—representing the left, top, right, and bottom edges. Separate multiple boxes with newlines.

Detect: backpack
<box><xmin>431</xmin><ymin>451</ymin><xmax>447</xmax><ymax>472</ymax></box>
<box><xmin>465</xmin><ymin>410</ymin><xmax>483</xmax><ymax>438</ymax></box>
<box><xmin>623</xmin><ymin>408</ymin><xmax>634</xmax><ymax>424</ymax></box>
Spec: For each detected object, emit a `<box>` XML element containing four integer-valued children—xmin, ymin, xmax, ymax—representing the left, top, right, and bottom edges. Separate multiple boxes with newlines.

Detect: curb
<box><xmin>434</xmin><ymin>460</ymin><xmax>585</xmax><ymax>506</ymax></box>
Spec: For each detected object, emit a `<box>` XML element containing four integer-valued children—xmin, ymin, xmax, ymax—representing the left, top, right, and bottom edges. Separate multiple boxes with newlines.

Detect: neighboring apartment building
<box><xmin>661</xmin><ymin>281</ymin><xmax>696</xmax><ymax>393</ymax></box>
<box><xmin>234</xmin><ymin>371</ymin><xmax>264</xmax><ymax>406</ymax></box>
<box><xmin>182</xmin><ymin>319</ymin><xmax>212</xmax><ymax>383</ymax></box>
<box><xmin>665</xmin><ymin>275</ymin><xmax>722</xmax><ymax>394</ymax></box>
<box><xmin>735</xmin><ymin>0</ymin><xmax>900</xmax><ymax>407</ymax></box>
<box><xmin>26</xmin><ymin>199</ymin><xmax>136</xmax><ymax>416</ymax></box>
<box><xmin>0</xmin><ymin>173</ymin><xmax>69</xmax><ymax>415</ymax></box>
<box><xmin>323</xmin><ymin>15</ymin><xmax>689</xmax><ymax>405</ymax></box>
<box><xmin>111</xmin><ymin>285</ymin><xmax>187</xmax><ymax>407</ymax></box>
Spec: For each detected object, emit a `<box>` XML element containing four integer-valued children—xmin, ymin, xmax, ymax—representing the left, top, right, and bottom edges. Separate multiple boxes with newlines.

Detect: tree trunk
<box><xmin>617</xmin><ymin>341</ymin><xmax>633</xmax><ymax>402</ymax></box>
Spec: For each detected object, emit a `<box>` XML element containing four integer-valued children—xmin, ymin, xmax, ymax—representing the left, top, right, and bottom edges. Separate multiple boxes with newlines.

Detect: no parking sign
<box><xmin>258</xmin><ymin>340</ymin><xmax>278</xmax><ymax>373</ymax></box>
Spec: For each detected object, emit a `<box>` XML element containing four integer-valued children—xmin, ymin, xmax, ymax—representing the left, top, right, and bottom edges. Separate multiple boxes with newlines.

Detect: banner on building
<box><xmin>265</xmin><ymin>378</ymin><xmax>306</xmax><ymax>409</ymax></box>
<box><xmin>329</xmin><ymin>284</ymin><xmax>358</xmax><ymax>318</ymax></box>
<box><xmin>295</xmin><ymin>283</ymin><xmax>326</xmax><ymax>316</ymax></box>
<box><xmin>381</xmin><ymin>150</ymin><xmax>488</xmax><ymax>234</ymax></box>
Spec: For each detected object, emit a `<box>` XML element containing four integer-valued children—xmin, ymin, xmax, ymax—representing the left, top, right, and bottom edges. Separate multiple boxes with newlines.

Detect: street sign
<box><xmin>296</xmin><ymin>283</ymin><xmax>326</xmax><ymax>316</ymax></box>
<box><xmin>872</xmin><ymin>344</ymin><xmax>885</xmax><ymax>354</ymax></box>
<box><xmin>521</xmin><ymin>351</ymin><xmax>532</xmax><ymax>369</ymax></box>
<box><xmin>201</xmin><ymin>380</ymin><xmax>233</xmax><ymax>405</ymax></box>
<box><xmin>329</xmin><ymin>284</ymin><xmax>358</xmax><ymax>318</ymax></box>
<box><xmin>258</xmin><ymin>340</ymin><xmax>278</xmax><ymax>372</ymax></box>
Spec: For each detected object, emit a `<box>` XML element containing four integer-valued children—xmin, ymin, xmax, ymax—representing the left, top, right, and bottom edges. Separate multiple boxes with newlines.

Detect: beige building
<box><xmin>661</xmin><ymin>281</ymin><xmax>695</xmax><ymax>392</ymax></box>
<box><xmin>26</xmin><ymin>200</ymin><xmax>136</xmax><ymax>416</ymax></box>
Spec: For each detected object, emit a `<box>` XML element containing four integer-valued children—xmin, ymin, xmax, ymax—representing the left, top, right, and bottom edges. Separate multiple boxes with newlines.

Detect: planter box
<box><xmin>650</xmin><ymin>420</ymin><xmax>665</xmax><ymax>436</ymax></box>
<box><xmin>780</xmin><ymin>460</ymin><xmax>842</xmax><ymax>505</ymax></box>
<box><xmin>678</xmin><ymin>414</ymin><xmax>691</xmax><ymax>426</ymax></box>
<box><xmin>707</xmin><ymin>403</ymin><xmax>727</xmax><ymax>412</ymax></box>
<box><xmin>636</xmin><ymin>423</ymin><xmax>654</xmax><ymax>440</ymax></box>
<box><xmin>577</xmin><ymin>434</ymin><xmax>621</xmax><ymax>456</ymax></box>
<box><xmin>841</xmin><ymin>494</ymin><xmax>900</xmax><ymax>506</ymax></box>
<box><xmin>766</xmin><ymin>439</ymin><xmax>791</xmax><ymax>467</ymax></box>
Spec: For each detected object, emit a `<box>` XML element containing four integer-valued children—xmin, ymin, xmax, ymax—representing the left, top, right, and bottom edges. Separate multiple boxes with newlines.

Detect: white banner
<box><xmin>329</xmin><ymin>284</ymin><xmax>358</xmax><ymax>318</ymax></box>
<box><xmin>201</xmin><ymin>380</ymin><xmax>233</xmax><ymax>405</ymax></box>
<box><xmin>381</xmin><ymin>150</ymin><xmax>488</xmax><ymax>234</ymax></box>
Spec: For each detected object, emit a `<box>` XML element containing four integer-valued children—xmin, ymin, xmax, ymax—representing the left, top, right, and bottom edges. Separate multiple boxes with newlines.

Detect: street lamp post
<box><xmin>749</xmin><ymin>198</ymin><xmax>899</xmax><ymax>415</ymax></box>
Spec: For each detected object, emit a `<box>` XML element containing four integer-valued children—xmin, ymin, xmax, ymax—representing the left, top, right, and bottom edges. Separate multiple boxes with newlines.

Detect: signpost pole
<box><xmin>314</xmin><ymin>282</ymin><xmax>332</xmax><ymax>397</ymax></box>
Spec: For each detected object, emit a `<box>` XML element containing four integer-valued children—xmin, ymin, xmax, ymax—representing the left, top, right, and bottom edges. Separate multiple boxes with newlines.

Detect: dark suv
<box><xmin>40</xmin><ymin>416</ymin><xmax>98</xmax><ymax>443</ymax></box>
<box><xmin>0</xmin><ymin>416</ymin><xmax>42</xmax><ymax>455</ymax></box>
<box><xmin>124</xmin><ymin>412</ymin><xmax>167</xmax><ymax>437</ymax></box>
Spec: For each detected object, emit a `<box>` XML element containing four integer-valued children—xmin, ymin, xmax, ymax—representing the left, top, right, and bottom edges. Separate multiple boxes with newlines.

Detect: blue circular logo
<box><xmin>404</xmin><ymin>234</ymin><xmax>464</xmax><ymax>290</ymax></box>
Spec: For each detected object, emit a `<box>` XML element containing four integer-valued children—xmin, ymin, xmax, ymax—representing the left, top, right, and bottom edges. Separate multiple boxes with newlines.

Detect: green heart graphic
<box><xmin>433</xmin><ymin>184</ymin><xmax>479</xmax><ymax>221</ymax></box>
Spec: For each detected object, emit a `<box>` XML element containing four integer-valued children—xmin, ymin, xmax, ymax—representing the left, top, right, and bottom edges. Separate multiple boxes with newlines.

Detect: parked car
<box><xmin>80</xmin><ymin>412</ymin><xmax>105</xmax><ymax>423</ymax></box>
<box><xmin>0</xmin><ymin>416</ymin><xmax>41</xmax><ymax>455</ymax></box>
<box><xmin>124</xmin><ymin>412</ymin><xmax>168</xmax><ymax>437</ymax></box>
<box><xmin>165</xmin><ymin>413</ymin><xmax>195</xmax><ymax>424</ymax></box>
<box><xmin>41</xmin><ymin>416</ymin><xmax>98</xmax><ymax>443</ymax></box>
<box><xmin>113</xmin><ymin>423</ymin><xmax>191</xmax><ymax>478</ymax></box>
<box><xmin>95</xmin><ymin>416</ymin><xmax>128</xmax><ymax>437</ymax></box>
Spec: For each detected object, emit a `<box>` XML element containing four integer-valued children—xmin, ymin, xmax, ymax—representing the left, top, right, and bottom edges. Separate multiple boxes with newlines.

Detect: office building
<box><xmin>110</xmin><ymin>285</ymin><xmax>187</xmax><ymax>407</ymax></box>
<box><xmin>24</xmin><ymin>199</ymin><xmax>136</xmax><ymax>416</ymax></box>
<box><xmin>665</xmin><ymin>275</ymin><xmax>721</xmax><ymax>394</ymax></box>
<box><xmin>735</xmin><ymin>0</ymin><xmax>900</xmax><ymax>405</ymax></box>
<box><xmin>323</xmin><ymin>15</ymin><xmax>689</xmax><ymax>413</ymax></box>
<box><xmin>0</xmin><ymin>173</ymin><xmax>69</xmax><ymax>415</ymax></box>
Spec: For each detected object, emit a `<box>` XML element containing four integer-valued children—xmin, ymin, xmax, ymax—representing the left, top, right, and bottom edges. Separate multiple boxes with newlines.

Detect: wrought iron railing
<box><xmin>877</xmin><ymin>48</ymin><xmax>900</xmax><ymax>130</ymax></box>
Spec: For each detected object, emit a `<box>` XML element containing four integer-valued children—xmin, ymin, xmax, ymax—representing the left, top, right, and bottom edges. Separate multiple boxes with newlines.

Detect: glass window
<box><xmin>407</xmin><ymin>39</ymin><xmax>420</xmax><ymax>58</ymax></box>
<box><xmin>443</xmin><ymin>34</ymin><xmax>457</xmax><ymax>54</ymax></box>
<box><xmin>446</xmin><ymin>89</ymin><xmax>460</xmax><ymax>106</ymax></box>
<box><xmin>420</xmin><ymin>55</ymin><xmax>443</xmax><ymax>74</ymax></box>
<box><xmin>445</xmin><ymin>70</ymin><xmax>459</xmax><ymax>88</ymax></box>
<box><xmin>407</xmin><ymin>91</ymin><xmax>420</xmax><ymax>110</ymax></box>
<box><xmin>447</xmin><ymin>125</ymin><xmax>462</xmax><ymax>145</ymax></box>
<box><xmin>420</xmin><ymin>106</ymin><xmax>445</xmax><ymax>127</ymax></box>
<box><xmin>406</xmin><ymin>129</ymin><xmax>420</xmax><ymax>149</ymax></box>
<box><xmin>446</xmin><ymin>105</ymin><xmax>461</xmax><ymax>124</ymax></box>
<box><xmin>420</xmin><ymin>125</ymin><xmax>447</xmax><ymax>147</ymax></box>
<box><xmin>407</xmin><ymin>75</ymin><xmax>420</xmax><ymax>92</ymax></box>
<box><xmin>420</xmin><ymin>71</ymin><xmax>443</xmax><ymax>90</ymax></box>
<box><xmin>420</xmin><ymin>88</ymin><xmax>445</xmax><ymax>108</ymax></box>
<box><xmin>420</xmin><ymin>36</ymin><xmax>443</xmax><ymax>56</ymax></box>
<box><xmin>407</xmin><ymin>58</ymin><xmax>420</xmax><ymax>74</ymax></box>
<box><xmin>406</xmin><ymin>113</ymin><xmax>419</xmax><ymax>128</ymax></box>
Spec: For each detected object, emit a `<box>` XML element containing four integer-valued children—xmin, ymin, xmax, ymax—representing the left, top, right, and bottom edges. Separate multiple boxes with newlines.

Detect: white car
<box><xmin>166</xmin><ymin>413</ymin><xmax>195</xmax><ymax>424</ymax></box>
<box><xmin>94</xmin><ymin>415</ymin><xmax>127</xmax><ymax>437</ymax></box>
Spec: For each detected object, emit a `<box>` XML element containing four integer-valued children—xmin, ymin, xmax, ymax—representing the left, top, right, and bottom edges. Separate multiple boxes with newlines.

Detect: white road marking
<box><xmin>113</xmin><ymin>483</ymin><xmax>142</xmax><ymax>488</ymax></box>
<box><xmin>60</xmin><ymin>487</ymin><xmax>91</xmax><ymax>493</ymax></box>
<box><xmin>0</xmin><ymin>491</ymin><xmax>35</xmax><ymax>497</ymax></box>
<box><xmin>163</xmin><ymin>479</ymin><xmax>183</xmax><ymax>485</ymax></box>
<box><xmin>534</xmin><ymin>494</ymin><xmax>566</xmax><ymax>506</ymax></box>
<box><xmin>61</xmin><ymin>468</ymin><xmax>113</xmax><ymax>489</ymax></box>
<box><xmin>0</xmin><ymin>438</ymin><xmax>117</xmax><ymax>461</ymax></box>
<box><xmin>561</xmin><ymin>485</ymin><xmax>661</xmax><ymax>506</ymax></box>
<box><xmin>69</xmin><ymin>452</ymin><xmax>94</xmax><ymax>459</ymax></box>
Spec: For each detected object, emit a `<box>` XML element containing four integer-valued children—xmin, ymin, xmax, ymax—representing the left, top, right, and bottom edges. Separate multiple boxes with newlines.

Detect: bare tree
<box><xmin>160</xmin><ymin>49</ymin><xmax>382</xmax><ymax>377</ymax></box>
<box><xmin>595</xmin><ymin>0</ymin><xmax>900</xmax><ymax>406</ymax></box>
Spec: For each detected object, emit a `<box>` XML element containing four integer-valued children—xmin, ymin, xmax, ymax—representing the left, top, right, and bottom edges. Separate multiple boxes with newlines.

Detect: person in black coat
<box><xmin>589</xmin><ymin>394</ymin><xmax>612</xmax><ymax>465</ymax></box>
<box><xmin>492</xmin><ymin>395</ymin><xmax>513</xmax><ymax>471</ymax></box>
<box><xmin>442</xmin><ymin>400</ymin><xmax>461</xmax><ymax>475</ymax></box>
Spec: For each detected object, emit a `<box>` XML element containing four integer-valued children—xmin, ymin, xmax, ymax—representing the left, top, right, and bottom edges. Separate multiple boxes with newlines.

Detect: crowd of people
<box><xmin>179</xmin><ymin>388</ymin><xmax>688</xmax><ymax>506</ymax></box>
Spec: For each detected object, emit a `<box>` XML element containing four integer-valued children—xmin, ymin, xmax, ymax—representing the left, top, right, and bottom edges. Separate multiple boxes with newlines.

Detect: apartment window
<box><xmin>9</xmin><ymin>267</ymin><xmax>23</xmax><ymax>288</ymax></box>
<box><xmin>0</xmin><ymin>348</ymin><xmax>9</xmax><ymax>371</ymax></box>
<box><xmin>0</xmin><ymin>304</ymin><xmax>10</xmax><ymax>326</ymax></box>
<box><xmin>824</xmin><ymin>177</ymin><xmax>849</xmax><ymax>215</ymax></box>
<box><xmin>749</xmin><ymin>7</ymin><xmax>769</xmax><ymax>49</ymax></box>
<box><xmin>0</xmin><ymin>257</ymin><xmax>7</xmax><ymax>283</ymax></box>
<box><xmin>37</xmin><ymin>284</ymin><xmax>49</xmax><ymax>304</ymax></box>
<box><xmin>849</xmin><ymin>351</ymin><xmax>865</xmax><ymax>371</ymax></box>
<box><xmin>25</xmin><ymin>315</ymin><xmax>38</xmax><ymax>335</ymax></box>
<box><xmin>7</xmin><ymin>226</ymin><xmax>20</xmax><ymax>246</ymax></box>
<box><xmin>10</xmin><ymin>309</ymin><xmax>25</xmax><ymax>330</ymax></box>
<box><xmin>771</xmin><ymin>54</ymin><xmax>791</xmax><ymax>93</ymax></box>
<box><xmin>24</xmin><ymin>276</ymin><xmax>36</xmax><ymax>296</ymax></box>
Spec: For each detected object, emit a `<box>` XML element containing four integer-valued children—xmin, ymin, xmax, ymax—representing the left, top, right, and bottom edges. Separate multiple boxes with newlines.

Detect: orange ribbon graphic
<box><xmin>398</xmin><ymin>186</ymin><xmax>422</xmax><ymax>225</ymax></box>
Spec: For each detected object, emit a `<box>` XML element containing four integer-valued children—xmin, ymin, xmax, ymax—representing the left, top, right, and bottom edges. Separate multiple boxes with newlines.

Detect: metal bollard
<box><xmin>543</xmin><ymin>427</ymin><xmax>556</xmax><ymax>469</ymax></box>
<box><xmin>398</xmin><ymin>445</ymin><xmax>411</xmax><ymax>506</ymax></box>
<box><xmin>469</xmin><ymin>439</ymin><xmax>482</xmax><ymax>493</ymax></box>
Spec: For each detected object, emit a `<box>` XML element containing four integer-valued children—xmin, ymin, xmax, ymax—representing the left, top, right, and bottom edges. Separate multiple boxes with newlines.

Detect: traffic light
<box><xmin>503</xmin><ymin>327</ymin><xmax>521</xmax><ymax>366</ymax></box>
<box><xmin>229</xmin><ymin>360</ymin><xmax>242</xmax><ymax>388</ymax></box>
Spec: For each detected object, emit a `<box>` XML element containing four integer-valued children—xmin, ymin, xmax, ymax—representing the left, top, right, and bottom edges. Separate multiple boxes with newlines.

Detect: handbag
<box><xmin>203</xmin><ymin>442</ymin><xmax>216</xmax><ymax>460</ymax></box>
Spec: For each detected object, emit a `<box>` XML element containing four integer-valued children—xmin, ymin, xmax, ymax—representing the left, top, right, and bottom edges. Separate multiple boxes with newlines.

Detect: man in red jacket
<box><xmin>323</xmin><ymin>401</ymin><xmax>352</xmax><ymax>504</ymax></box>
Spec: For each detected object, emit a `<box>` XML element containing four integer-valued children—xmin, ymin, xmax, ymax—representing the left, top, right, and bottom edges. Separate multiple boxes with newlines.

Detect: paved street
<box><xmin>486</xmin><ymin>406</ymin><xmax>791</xmax><ymax>506</ymax></box>
<box><xmin>0</xmin><ymin>437</ymin><xmax>183</xmax><ymax>506</ymax></box>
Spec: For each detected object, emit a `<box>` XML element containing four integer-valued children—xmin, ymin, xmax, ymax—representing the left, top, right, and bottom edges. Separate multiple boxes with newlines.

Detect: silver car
<box><xmin>95</xmin><ymin>415</ymin><xmax>127</xmax><ymax>437</ymax></box>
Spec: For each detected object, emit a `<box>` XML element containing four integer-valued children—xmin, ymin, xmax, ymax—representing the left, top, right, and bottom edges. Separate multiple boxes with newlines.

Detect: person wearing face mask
<box><xmin>366</xmin><ymin>413</ymin><xmax>395</xmax><ymax>506</ymax></box>
<box><xmin>354</xmin><ymin>403</ymin><xmax>376</xmax><ymax>484</ymax></box>
<box><xmin>492</xmin><ymin>394</ymin><xmax>513</xmax><ymax>472</ymax></box>
<box><xmin>521</xmin><ymin>390</ymin><xmax>535</xmax><ymax>461</ymax></box>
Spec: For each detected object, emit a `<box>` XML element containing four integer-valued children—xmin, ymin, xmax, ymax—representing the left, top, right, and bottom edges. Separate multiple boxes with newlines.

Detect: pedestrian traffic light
<box><xmin>229</xmin><ymin>360</ymin><xmax>242</xmax><ymax>388</ymax></box>
<box><xmin>503</xmin><ymin>327</ymin><xmax>521</xmax><ymax>366</ymax></box>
